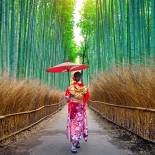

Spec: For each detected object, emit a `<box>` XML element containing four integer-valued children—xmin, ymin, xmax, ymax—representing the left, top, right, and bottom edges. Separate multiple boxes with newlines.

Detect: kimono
<box><xmin>65</xmin><ymin>81</ymin><xmax>89</xmax><ymax>145</ymax></box>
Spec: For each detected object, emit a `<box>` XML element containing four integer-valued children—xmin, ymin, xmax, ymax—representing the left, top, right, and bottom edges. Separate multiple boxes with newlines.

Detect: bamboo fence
<box><xmin>88</xmin><ymin>100</ymin><xmax>155</xmax><ymax>143</ymax></box>
<box><xmin>0</xmin><ymin>99</ymin><xmax>65</xmax><ymax>142</ymax></box>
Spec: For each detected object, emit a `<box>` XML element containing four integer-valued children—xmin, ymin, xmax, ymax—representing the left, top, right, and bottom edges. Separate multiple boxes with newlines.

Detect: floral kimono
<box><xmin>65</xmin><ymin>81</ymin><xmax>89</xmax><ymax>146</ymax></box>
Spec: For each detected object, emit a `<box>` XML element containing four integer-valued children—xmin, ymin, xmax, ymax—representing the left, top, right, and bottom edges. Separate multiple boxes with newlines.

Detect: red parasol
<box><xmin>47</xmin><ymin>61</ymin><xmax>89</xmax><ymax>84</ymax></box>
<box><xmin>47</xmin><ymin>61</ymin><xmax>88</xmax><ymax>72</ymax></box>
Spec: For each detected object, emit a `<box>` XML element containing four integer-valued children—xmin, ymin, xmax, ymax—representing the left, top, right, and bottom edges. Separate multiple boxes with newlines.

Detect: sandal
<box><xmin>75</xmin><ymin>141</ymin><xmax>80</xmax><ymax>148</ymax></box>
<box><xmin>71</xmin><ymin>145</ymin><xmax>77</xmax><ymax>153</ymax></box>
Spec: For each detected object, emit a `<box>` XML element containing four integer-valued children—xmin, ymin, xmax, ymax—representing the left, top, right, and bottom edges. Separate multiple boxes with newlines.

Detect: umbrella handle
<box><xmin>81</xmin><ymin>70</ymin><xmax>84</xmax><ymax>84</ymax></box>
<box><xmin>81</xmin><ymin>77</ymin><xmax>84</xmax><ymax>84</ymax></box>
<box><xmin>68</xmin><ymin>71</ymin><xmax>70</xmax><ymax>85</ymax></box>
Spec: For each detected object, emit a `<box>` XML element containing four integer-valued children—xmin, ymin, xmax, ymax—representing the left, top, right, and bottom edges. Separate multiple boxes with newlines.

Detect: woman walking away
<box><xmin>65</xmin><ymin>71</ymin><xmax>89</xmax><ymax>153</ymax></box>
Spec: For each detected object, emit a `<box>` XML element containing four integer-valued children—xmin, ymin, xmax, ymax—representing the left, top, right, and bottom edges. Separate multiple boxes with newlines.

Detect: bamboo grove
<box><xmin>0</xmin><ymin>0</ymin><xmax>75</xmax><ymax>89</ymax></box>
<box><xmin>0</xmin><ymin>0</ymin><xmax>155</xmax><ymax>88</ymax></box>
<box><xmin>79</xmin><ymin>0</ymin><xmax>155</xmax><ymax>75</ymax></box>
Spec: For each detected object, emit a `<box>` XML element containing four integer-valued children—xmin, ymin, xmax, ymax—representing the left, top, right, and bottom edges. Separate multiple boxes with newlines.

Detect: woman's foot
<box><xmin>71</xmin><ymin>145</ymin><xmax>77</xmax><ymax>153</ymax></box>
<box><xmin>83</xmin><ymin>133</ymin><xmax>88</xmax><ymax>142</ymax></box>
<box><xmin>75</xmin><ymin>141</ymin><xmax>80</xmax><ymax>148</ymax></box>
<box><xmin>84</xmin><ymin>136</ymin><xmax>88</xmax><ymax>142</ymax></box>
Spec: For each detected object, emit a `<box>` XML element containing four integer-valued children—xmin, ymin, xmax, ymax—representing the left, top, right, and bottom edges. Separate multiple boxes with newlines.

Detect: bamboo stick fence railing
<box><xmin>0</xmin><ymin>99</ymin><xmax>65</xmax><ymax>142</ymax></box>
<box><xmin>88</xmin><ymin>100</ymin><xmax>155</xmax><ymax>143</ymax></box>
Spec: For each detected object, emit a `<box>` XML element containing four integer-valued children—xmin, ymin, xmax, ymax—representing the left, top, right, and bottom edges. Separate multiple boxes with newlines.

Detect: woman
<box><xmin>65</xmin><ymin>71</ymin><xmax>89</xmax><ymax>153</ymax></box>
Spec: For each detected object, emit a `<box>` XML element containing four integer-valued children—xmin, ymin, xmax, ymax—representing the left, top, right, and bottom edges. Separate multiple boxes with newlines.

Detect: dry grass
<box><xmin>90</xmin><ymin>66</ymin><xmax>155</xmax><ymax>108</ymax></box>
<box><xmin>0</xmin><ymin>77</ymin><xmax>63</xmax><ymax>115</ymax></box>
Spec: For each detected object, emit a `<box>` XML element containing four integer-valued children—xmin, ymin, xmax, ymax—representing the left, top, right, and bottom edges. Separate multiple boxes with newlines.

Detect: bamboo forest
<box><xmin>0</xmin><ymin>0</ymin><xmax>155</xmax><ymax>154</ymax></box>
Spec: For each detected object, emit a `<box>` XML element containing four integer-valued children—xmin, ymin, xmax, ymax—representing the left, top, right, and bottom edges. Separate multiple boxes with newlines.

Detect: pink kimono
<box><xmin>65</xmin><ymin>81</ymin><xmax>89</xmax><ymax>145</ymax></box>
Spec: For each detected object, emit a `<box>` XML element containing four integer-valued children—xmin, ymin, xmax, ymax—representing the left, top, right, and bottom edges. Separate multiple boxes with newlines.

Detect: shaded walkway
<box><xmin>1</xmin><ymin>106</ymin><xmax>155</xmax><ymax>155</ymax></box>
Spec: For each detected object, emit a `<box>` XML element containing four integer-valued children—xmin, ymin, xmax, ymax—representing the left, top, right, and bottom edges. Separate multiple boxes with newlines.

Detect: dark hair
<box><xmin>73</xmin><ymin>71</ymin><xmax>82</xmax><ymax>82</ymax></box>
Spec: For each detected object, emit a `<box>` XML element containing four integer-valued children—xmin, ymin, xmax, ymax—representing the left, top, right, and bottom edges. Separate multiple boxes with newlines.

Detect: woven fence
<box><xmin>0</xmin><ymin>99</ymin><xmax>65</xmax><ymax>142</ymax></box>
<box><xmin>89</xmin><ymin>100</ymin><xmax>155</xmax><ymax>143</ymax></box>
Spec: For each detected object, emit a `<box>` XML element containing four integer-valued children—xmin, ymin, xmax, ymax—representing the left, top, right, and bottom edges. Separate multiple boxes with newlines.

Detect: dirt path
<box><xmin>0</xmin><ymin>105</ymin><xmax>155</xmax><ymax>155</ymax></box>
